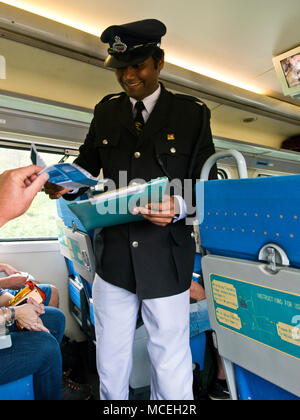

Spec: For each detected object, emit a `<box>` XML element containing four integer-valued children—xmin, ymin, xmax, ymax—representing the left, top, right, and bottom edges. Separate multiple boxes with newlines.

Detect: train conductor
<box><xmin>45</xmin><ymin>18</ymin><xmax>216</xmax><ymax>400</ymax></box>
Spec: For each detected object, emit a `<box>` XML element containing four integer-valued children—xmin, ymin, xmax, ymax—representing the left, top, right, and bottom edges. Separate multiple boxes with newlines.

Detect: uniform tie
<box><xmin>134</xmin><ymin>101</ymin><xmax>145</xmax><ymax>135</ymax></box>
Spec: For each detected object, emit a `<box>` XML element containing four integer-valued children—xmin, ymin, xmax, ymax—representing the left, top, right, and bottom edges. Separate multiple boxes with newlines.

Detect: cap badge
<box><xmin>112</xmin><ymin>36</ymin><xmax>127</xmax><ymax>53</ymax></box>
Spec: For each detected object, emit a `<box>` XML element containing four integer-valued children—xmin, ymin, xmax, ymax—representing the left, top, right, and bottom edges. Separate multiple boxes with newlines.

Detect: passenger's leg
<box><xmin>142</xmin><ymin>289</ymin><xmax>193</xmax><ymax>400</ymax></box>
<box><xmin>39</xmin><ymin>306</ymin><xmax>65</xmax><ymax>343</ymax></box>
<box><xmin>36</xmin><ymin>284</ymin><xmax>59</xmax><ymax>308</ymax></box>
<box><xmin>0</xmin><ymin>331</ymin><xmax>63</xmax><ymax>400</ymax></box>
<box><xmin>92</xmin><ymin>274</ymin><xmax>139</xmax><ymax>400</ymax></box>
<box><xmin>0</xmin><ymin>307</ymin><xmax>65</xmax><ymax>400</ymax></box>
<box><xmin>48</xmin><ymin>285</ymin><xmax>59</xmax><ymax>307</ymax></box>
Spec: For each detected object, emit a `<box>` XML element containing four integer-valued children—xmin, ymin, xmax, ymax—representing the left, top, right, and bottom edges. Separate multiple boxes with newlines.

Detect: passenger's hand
<box><xmin>132</xmin><ymin>195</ymin><xmax>179</xmax><ymax>227</ymax></box>
<box><xmin>0</xmin><ymin>263</ymin><xmax>21</xmax><ymax>276</ymax></box>
<box><xmin>0</xmin><ymin>165</ymin><xmax>49</xmax><ymax>227</ymax></box>
<box><xmin>44</xmin><ymin>181</ymin><xmax>71</xmax><ymax>199</ymax></box>
<box><xmin>15</xmin><ymin>298</ymin><xmax>49</xmax><ymax>333</ymax></box>
<box><xmin>2</xmin><ymin>273</ymin><xmax>29</xmax><ymax>290</ymax></box>
<box><xmin>189</xmin><ymin>280</ymin><xmax>206</xmax><ymax>301</ymax></box>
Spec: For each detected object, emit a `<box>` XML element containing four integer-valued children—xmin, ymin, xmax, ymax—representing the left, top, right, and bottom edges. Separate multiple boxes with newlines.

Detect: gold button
<box><xmin>134</xmin><ymin>152</ymin><xmax>141</xmax><ymax>159</ymax></box>
<box><xmin>132</xmin><ymin>241</ymin><xmax>139</xmax><ymax>248</ymax></box>
<box><xmin>102</xmin><ymin>139</ymin><xmax>108</xmax><ymax>145</ymax></box>
<box><xmin>170</xmin><ymin>147</ymin><xmax>176</xmax><ymax>154</ymax></box>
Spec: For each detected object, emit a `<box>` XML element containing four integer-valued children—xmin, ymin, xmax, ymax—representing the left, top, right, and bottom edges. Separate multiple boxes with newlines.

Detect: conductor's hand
<box><xmin>44</xmin><ymin>182</ymin><xmax>71</xmax><ymax>199</ymax></box>
<box><xmin>132</xmin><ymin>195</ymin><xmax>179</xmax><ymax>227</ymax></box>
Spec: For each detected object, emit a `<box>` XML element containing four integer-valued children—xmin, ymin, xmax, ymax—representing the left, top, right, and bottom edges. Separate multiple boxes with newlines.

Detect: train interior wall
<box><xmin>0</xmin><ymin>32</ymin><xmax>299</xmax><ymax>341</ymax></box>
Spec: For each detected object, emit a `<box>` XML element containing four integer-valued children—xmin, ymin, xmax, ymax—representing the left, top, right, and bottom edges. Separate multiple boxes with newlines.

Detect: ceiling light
<box><xmin>1</xmin><ymin>1</ymin><xmax>268</xmax><ymax>96</ymax></box>
<box><xmin>1</xmin><ymin>0</ymin><xmax>101</xmax><ymax>36</ymax></box>
<box><xmin>165</xmin><ymin>55</ymin><xmax>266</xmax><ymax>95</ymax></box>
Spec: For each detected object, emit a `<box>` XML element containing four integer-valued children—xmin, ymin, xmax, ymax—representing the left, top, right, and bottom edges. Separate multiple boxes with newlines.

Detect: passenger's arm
<box><xmin>0</xmin><ymin>263</ymin><xmax>21</xmax><ymax>276</ymax></box>
<box><xmin>0</xmin><ymin>293</ymin><xmax>49</xmax><ymax>333</ymax></box>
<box><xmin>0</xmin><ymin>273</ymin><xmax>29</xmax><ymax>290</ymax></box>
<box><xmin>0</xmin><ymin>165</ymin><xmax>49</xmax><ymax>228</ymax></box>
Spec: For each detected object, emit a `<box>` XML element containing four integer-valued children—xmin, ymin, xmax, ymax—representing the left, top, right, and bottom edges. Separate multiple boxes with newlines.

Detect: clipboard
<box><xmin>67</xmin><ymin>177</ymin><xmax>169</xmax><ymax>230</ymax></box>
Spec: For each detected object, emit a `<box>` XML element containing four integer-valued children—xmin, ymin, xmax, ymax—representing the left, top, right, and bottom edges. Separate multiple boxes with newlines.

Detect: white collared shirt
<box><xmin>129</xmin><ymin>84</ymin><xmax>161</xmax><ymax>123</ymax></box>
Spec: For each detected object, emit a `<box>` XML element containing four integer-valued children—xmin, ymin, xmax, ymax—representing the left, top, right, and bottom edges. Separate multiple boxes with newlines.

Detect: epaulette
<box><xmin>174</xmin><ymin>93</ymin><xmax>204</xmax><ymax>105</ymax></box>
<box><xmin>99</xmin><ymin>92</ymin><xmax>125</xmax><ymax>104</ymax></box>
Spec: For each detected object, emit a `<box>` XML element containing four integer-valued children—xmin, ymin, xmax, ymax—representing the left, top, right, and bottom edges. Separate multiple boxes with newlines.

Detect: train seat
<box><xmin>234</xmin><ymin>365</ymin><xmax>299</xmax><ymax>401</ymax></box>
<box><xmin>56</xmin><ymin>195</ymin><xmax>88</xmax><ymax>233</ymax></box>
<box><xmin>197</xmin><ymin>174</ymin><xmax>300</xmax><ymax>267</ymax></box>
<box><xmin>0</xmin><ymin>375</ymin><xmax>34</xmax><ymax>400</ymax></box>
<box><xmin>190</xmin><ymin>262</ymin><xmax>210</xmax><ymax>370</ymax></box>
<box><xmin>56</xmin><ymin>197</ymin><xmax>96</xmax><ymax>337</ymax></box>
<box><xmin>197</xmin><ymin>151</ymin><xmax>300</xmax><ymax>400</ymax></box>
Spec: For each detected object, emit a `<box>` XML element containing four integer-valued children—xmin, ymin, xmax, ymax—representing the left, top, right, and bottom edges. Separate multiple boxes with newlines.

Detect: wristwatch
<box><xmin>6</xmin><ymin>307</ymin><xmax>15</xmax><ymax>327</ymax></box>
<box><xmin>0</xmin><ymin>307</ymin><xmax>15</xmax><ymax>327</ymax></box>
<box><xmin>0</xmin><ymin>307</ymin><xmax>7</xmax><ymax>336</ymax></box>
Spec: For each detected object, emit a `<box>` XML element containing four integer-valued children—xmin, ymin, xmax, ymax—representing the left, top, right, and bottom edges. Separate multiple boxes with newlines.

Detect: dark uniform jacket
<box><xmin>65</xmin><ymin>83</ymin><xmax>216</xmax><ymax>299</ymax></box>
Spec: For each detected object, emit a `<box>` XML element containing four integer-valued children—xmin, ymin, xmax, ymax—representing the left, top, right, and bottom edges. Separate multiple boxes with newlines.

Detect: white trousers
<box><xmin>92</xmin><ymin>274</ymin><xmax>193</xmax><ymax>400</ymax></box>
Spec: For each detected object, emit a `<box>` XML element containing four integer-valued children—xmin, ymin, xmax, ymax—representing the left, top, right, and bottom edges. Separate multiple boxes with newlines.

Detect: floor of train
<box><xmin>83</xmin><ymin>349</ymin><xmax>152</xmax><ymax>400</ymax></box>
<box><xmin>63</xmin><ymin>337</ymin><xmax>151</xmax><ymax>400</ymax></box>
<box><xmin>68</xmin><ymin>338</ymin><xmax>210</xmax><ymax>400</ymax></box>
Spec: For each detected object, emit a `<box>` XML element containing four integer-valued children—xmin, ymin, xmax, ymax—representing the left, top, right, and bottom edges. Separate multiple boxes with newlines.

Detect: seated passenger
<box><xmin>190</xmin><ymin>279</ymin><xmax>230</xmax><ymax>400</ymax></box>
<box><xmin>0</xmin><ymin>262</ymin><xmax>59</xmax><ymax>308</ymax></box>
<box><xmin>0</xmin><ymin>167</ymin><xmax>92</xmax><ymax>400</ymax></box>
<box><xmin>0</xmin><ymin>288</ymin><xmax>65</xmax><ymax>400</ymax></box>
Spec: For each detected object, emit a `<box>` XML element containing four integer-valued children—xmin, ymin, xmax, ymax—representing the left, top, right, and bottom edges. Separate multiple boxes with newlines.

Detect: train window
<box><xmin>0</xmin><ymin>144</ymin><xmax>73</xmax><ymax>241</ymax></box>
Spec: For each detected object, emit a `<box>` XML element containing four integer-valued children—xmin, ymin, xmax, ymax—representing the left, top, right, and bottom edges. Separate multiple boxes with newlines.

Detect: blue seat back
<box><xmin>56</xmin><ymin>196</ymin><xmax>88</xmax><ymax>233</ymax></box>
<box><xmin>234</xmin><ymin>365</ymin><xmax>299</xmax><ymax>400</ymax></box>
<box><xmin>197</xmin><ymin>173</ymin><xmax>300</xmax><ymax>400</ymax></box>
<box><xmin>197</xmin><ymin>174</ymin><xmax>300</xmax><ymax>267</ymax></box>
<box><xmin>0</xmin><ymin>376</ymin><xmax>34</xmax><ymax>400</ymax></box>
<box><xmin>56</xmin><ymin>197</ymin><xmax>95</xmax><ymax>335</ymax></box>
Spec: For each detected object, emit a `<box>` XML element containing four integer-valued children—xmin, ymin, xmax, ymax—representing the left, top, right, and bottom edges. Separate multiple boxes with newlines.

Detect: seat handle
<box><xmin>200</xmin><ymin>150</ymin><xmax>248</xmax><ymax>180</ymax></box>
